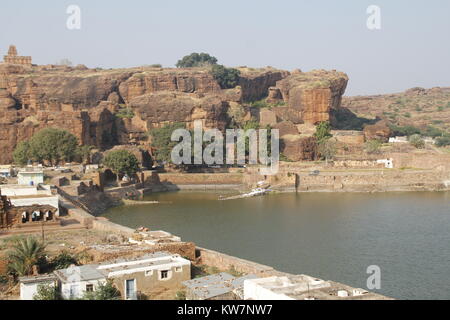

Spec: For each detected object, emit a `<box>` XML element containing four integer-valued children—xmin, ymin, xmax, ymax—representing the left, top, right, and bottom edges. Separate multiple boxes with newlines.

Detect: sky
<box><xmin>0</xmin><ymin>0</ymin><xmax>449</xmax><ymax>96</ymax></box>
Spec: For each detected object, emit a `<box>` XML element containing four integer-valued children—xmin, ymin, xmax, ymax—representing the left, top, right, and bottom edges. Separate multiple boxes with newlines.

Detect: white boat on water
<box><xmin>219</xmin><ymin>188</ymin><xmax>270</xmax><ymax>200</ymax></box>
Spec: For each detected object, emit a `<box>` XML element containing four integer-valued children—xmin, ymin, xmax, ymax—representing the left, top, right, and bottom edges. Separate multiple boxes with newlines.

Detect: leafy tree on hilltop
<box><xmin>176</xmin><ymin>53</ymin><xmax>218</xmax><ymax>68</ymax></box>
<box><xmin>211</xmin><ymin>65</ymin><xmax>241</xmax><ymax>89</ymax></box>
<box><xmin>103</xmin><ymin>150</ymin><xmax>140</xmax><ymax>177</ymax></box>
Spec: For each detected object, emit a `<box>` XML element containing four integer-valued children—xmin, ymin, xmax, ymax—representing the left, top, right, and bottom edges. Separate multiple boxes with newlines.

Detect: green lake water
<box><xmin>102</xmin><ymin>191</ymin><xmax>450</xmax><ymax>300</ymax></box>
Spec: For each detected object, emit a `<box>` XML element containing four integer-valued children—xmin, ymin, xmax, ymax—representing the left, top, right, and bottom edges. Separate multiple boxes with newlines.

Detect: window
<box><xmin>160</xmin><ymin>270</ymin><xmax>169</xmax><ymax>279</ymax></box>
<box><xmin>145</xmin><ymin>270</ymin><xmax>153</xmax><ymax>277</ymax></box>
<box><xmin>175</xmin><ymin>267</ymin><xmax>182</xmax><ymax>272</ymax></box>
<box><xmin>86</xmin><ymin>284</ymin><xmax>94</xmax><ymax>292</ymax></box>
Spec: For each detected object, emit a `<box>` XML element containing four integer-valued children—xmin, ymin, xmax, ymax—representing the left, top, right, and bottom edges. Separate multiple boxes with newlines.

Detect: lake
<box><xmin>102</xmin><ymin>191</ymin><xmax>450</xmax><ymax>299</ymax></box>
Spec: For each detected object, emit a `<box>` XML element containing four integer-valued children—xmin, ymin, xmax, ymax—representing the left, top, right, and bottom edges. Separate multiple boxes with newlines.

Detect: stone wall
<box><xmin>196</xmin><ymin>247</ymin><xmax>285</xmax><ymax>277</ymax></box>
<box><xmin>297</xmin><ymin>170</ymin><xmax>450</xmax><ymax>192</ymax></box>
<box><xmin>151</xmin><ymin>173</ymin><xmax>244</xmax><ymax>186</ymax></box>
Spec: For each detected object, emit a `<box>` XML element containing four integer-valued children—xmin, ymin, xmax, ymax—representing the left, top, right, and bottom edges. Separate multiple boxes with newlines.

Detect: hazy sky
<box><xmin>1</xmin><ymin>0</ymin><xmax>449</xmax><ymax>95</ymax></box>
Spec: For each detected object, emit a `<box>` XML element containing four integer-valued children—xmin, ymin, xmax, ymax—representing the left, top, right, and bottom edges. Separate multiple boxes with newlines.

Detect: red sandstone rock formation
<box><xmin>275</xmin><ymin>70</ymin><xmax>349</xmax><ymax>125</ymax></box>
<box><xmin>0</xmin><ymin>56</ymin><xmax>348</xmax><ymax>164</ymax></box>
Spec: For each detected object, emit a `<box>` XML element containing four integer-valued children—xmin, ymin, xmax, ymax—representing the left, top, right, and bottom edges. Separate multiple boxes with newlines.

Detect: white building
<box><xmin>17</xmin><ymin>168</ymin><xmax>44</xmax><ymax>186</ymax></box>
<box><xmin>0</xmin><ymin>184</ymin><xmax>59</xmax><ymax>216</ymax></box>
<box><xmin>376</xmin><ymin>158</ymin><xmax>394</xmax><ymax>169</ymax></box>
<box><xmin>244</xmin><ymin>275</ymin><xmax>331</xmax><ymax>300</ymax></box>
<box><xmin>52</xmin><ymin>252</ymin><xmax>191</xmax><ymax>300</ymax></box>
<box><xmin>19</xmin><ymin>274</ymin><xmax>58</xmax><ymax>300</ymax></box>
<box><xmin>243</xmin><ymin>275</ymin><xmax>386</xmax><ymax>300</ymax></box>
<box><xmin>0</xmin><ymin>165</ymin><xmax>14</xmax><ymax>178</ymax></box>
<box><xmin>54</xmin><ymin>265</ymin><xmax>108</xmax><ymax>299</ymax></box>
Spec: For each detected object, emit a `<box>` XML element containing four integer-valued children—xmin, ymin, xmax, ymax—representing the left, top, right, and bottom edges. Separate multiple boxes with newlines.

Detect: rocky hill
<box><xmin>343</xmin><ymin>87</ymin><xmax>450</xmax><ymax>135</ymax></box>
<box><xmin>0</xmin><ymin>59</ymin><xmax>349</xmax><ymax>163</ymax></box>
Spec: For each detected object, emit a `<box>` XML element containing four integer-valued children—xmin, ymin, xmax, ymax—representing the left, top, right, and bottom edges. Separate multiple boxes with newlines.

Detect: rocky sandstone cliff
<box><xmin>0</xmin><ymin>62</ymin><xmax>348</xmax><ymax>163</ymax></box>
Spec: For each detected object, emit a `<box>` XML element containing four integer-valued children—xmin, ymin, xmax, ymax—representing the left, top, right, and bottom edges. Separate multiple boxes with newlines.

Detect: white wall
<box><xmin>243</xmin><ymin>278</ymin><xmax>294</xmax><ymax>300</ymax></box>
<box><xmin>60</xmin><ymin>279</ymin><xmax>105</xmax><ymax>300</ymax></box>
<box><xmin>18</xmin><ymin>173</ymin><xmax>44</xmax><ymax>186</ymax></box>
<box><xmin>20</xmin><ymin>281</ymin><xmax>55</xmax><ymax>300</ymax></box>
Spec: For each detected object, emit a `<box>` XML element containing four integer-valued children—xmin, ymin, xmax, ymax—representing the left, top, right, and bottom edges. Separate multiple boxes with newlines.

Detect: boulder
<box><xmin>363</xmin><ymin>121</ymin><xmax>392</xmax><ymax>142</ymax></box>
<box><xmin>259</xmin><ymin>109</ymin><xmax>278</xmax><ymax>127</ymax></box>
<box><xmin>275</xmin><ymin>70</ymin><xmax>348</xmax><ymax>125</ymax></box>
<box><xmin>273</xmin><ymin>121</ymin><xmax>299</xmax><ymax>137</ymax></box>
<box><xmin>281</xmin><ymin>135</ymin><xmax>318</xmax><ymax>161</ymax></box>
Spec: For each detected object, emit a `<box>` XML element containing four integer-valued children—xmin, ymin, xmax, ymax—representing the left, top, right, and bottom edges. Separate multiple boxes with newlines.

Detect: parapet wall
<box><xmin>196</xmin><ymin>247</ymin><xmax>287</xmax><ymax>277</ymax></box>
<box><xmin>297</xmin><ymin>170</ymin><xmax>450</xmax><ymax>192</ymax></box>
<box><xmin>146</xmin><ymin>173</ymin><xmax>244</xmax><ymax>189</ymax></box>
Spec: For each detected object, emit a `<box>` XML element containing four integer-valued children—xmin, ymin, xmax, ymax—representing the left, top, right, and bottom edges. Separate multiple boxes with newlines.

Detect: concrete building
<box><xmin>51</xmin><ymin>252</ymin><xmax>191</xmax><ymax>300</ymax></box>
<box><xmin>18</xmin><ymin>168</ymin><xmax>44</xmax><ymax>186</ymax></box>
<box><xmin>0</xmin><ymin>184</ymin><xmax>59</xmax><ymax>216</ymax></box>
<box><xmin>54</xmin><ymin>265</ymin><xmax>108</xmax><ymax>299</ymax></box>
<box><xmin>183</xmin><ymin>272</ymin><xmax>257</xmax><ymax>300</ymax></box>
<box><xmin>389</xmin><ymin>136</ymin><xmax>408</xmax><ymax>143</ymax></box>
<box><xmin>376</xmin><ymin>158</ymin><xmax>394</xmax><ymax>169</ymax></box>
<box><xmin>243</xmin><ymin>275</ymin><xmax>389</xmax><ymax>300</ymax></box>
<box><xmin>19</xmin><ymin>274</ymin><xmax>58</xmax><ymax>300</ymax></box>
<box><xmin>0</xmin><ymin>165</ymin><xmax>14</xmax><ymax>178</ymax></box>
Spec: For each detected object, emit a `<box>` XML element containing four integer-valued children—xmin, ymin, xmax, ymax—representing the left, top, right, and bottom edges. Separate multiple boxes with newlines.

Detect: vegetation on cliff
<box><xmin>314</xmin><ymin>121</ymin><xmax>333</xmax><ymax>144</ymax></box>
<box><xmin>176</xmin><ymin>53</ymin><xmax>218</xmax><ymax>68</ymax></box>
<box><xmin>210</xmin><ymin>64</ymin><xmax>241</xmax><ymax>89</ymax></box>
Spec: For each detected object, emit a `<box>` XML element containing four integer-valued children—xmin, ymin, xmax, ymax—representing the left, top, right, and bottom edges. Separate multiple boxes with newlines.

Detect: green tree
<box><xmin>365</xmin><ymin>139</ymin><xmax>382</xmax><ymax>154</ymax></box>
<box><xmin>436</xmin><ymin>136</ymin><xmax>450</xmax><ymax>147</ymax></box>
<box><xmin>149</xmin><ymin>123</ymin><xmax>186</xmax><ymax>163</ymax></box>
<box><xmin>408</xmin><ymin>134</ymin><xmax>425</xmax><ymax>149</ymax></box>
<box><xmin>21</xmin><ymin>128</ymin><xmax>79</xmax><ymax>165</ymax></box>
<box><xmin>7</xmin><ymin>237</ymin><xmax>46</xmax><ymax>277</ymax></box>
<box><xmin>76</xmin><ymin>145</ymin><xmax>95</xmax><ymax>164</ymax></box>
<box><xmin>13</xmin><ymin>141</ymin><xmax>31</xmax><ymax>165</ymax></box>
<box><xmin>318</xmin><ymin>139</ymin><xmax>337</xmax><ymax>164</ymax></box>
<box><xmin>103</xmin><ymin>150</ymin><xmax>140</xmax><ymax>177</ymax></box>
<box><xmin>49</xmin><ymin>251</ymin><xmax>78</xmax><ymax>270</ymax></box>
<box><xmin>210</xmin><ymin>65</ymin><xmax>241</xmax><ymax>89</ymax></box>
<box><xmin>176</xmin><ymin>53</ymin><xmax>218</xmax><ymax>68</ymax></box>
<box><xmin>82</xmin><ymin>280</ymin><xmax>121</xmax><ymax>300</ymax></box>
<box><xmin>314</xmin><ymin>121</ymin><xmax>333</xmax><ymax>144</ymax></box>
<box><xmin>33</xmin><ymin>284</ymin><xmax>60</xmax><ymax>300</ymax></box>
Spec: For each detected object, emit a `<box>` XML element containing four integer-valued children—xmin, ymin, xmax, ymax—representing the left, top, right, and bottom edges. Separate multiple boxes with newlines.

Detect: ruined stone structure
<box><xmin>0</xmin><ymin>193</ymin><xmax>58</xmax><ymax>229</ymax></box>
<box><xmin>3</xmin><ymin>45</ymin><xmax>32</xmax><ymax>66</ymax></box>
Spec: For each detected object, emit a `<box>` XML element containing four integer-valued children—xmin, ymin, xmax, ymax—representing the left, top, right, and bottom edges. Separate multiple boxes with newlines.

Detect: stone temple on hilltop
<box><xmin>3</xmin><ymin>45</ymin><xmax>32</xmax><ymax>66</ymax></box>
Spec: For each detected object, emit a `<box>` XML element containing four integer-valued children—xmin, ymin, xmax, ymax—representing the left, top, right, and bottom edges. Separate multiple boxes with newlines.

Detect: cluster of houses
<box><xmin>19</xmin><ymin>250</ymin><xmax>387</xmax><ymax>300</ymax></box>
